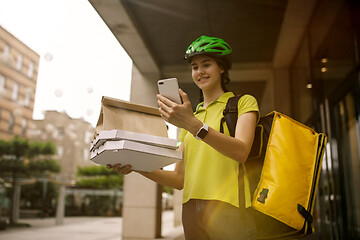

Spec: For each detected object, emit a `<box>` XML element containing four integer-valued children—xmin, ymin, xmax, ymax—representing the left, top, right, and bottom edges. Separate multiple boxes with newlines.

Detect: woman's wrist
<box><xmin>187</xmin><ymin>118</ymin><xmax>204</xmax><ymax>136</ymax></box>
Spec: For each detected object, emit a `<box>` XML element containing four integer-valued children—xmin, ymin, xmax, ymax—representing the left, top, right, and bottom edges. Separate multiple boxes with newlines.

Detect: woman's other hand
<box><xmin>107</xmin><ymin>163</ymin><xmax>133</xmax><ymax>175</ymax></box>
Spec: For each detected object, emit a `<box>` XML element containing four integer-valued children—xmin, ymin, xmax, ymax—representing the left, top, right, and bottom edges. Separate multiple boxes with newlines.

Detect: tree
<box><xmin>0</xmin><ymin>136</ymin><xmax>57</xmax><ymax>224</ymax></box>
<box><xmin>74</xmin><ymin>166</ymin><xmax>124</xmax><ymax>216</ymax></box>
<box><xmin>76</xmin><ymin>165</ymin><xmax>123</xmax><ymax>189</ymax></box>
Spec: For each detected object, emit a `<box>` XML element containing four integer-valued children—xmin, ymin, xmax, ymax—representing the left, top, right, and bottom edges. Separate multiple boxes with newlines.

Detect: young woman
<box><xmin>109</xmin><ymin>35</ymin><xmax>259</xmax><ymax>240</ymax></box>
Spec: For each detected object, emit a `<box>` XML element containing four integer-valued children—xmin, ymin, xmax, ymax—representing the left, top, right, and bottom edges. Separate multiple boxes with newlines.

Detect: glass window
<box><xmin>57</xmin><ymin>146</ymin><xmax>63</xmax><ymax>157</ymax></box>
<box><xmin>21</xmin><ymin>119</ymin><xmax>27</xmax><ymax>136</ymax></box>
<box><xmin>24</xmin><ymin>90</ymin><xmax>31</xmax><ymax>107</ymax></box>
<box><xmin>84</xmin><ymin>130</ymin><xmax>93</xmax><ymax>144</ymax></box>
<box><xmin>83</xmin><ymin>149</ymin><xmax>89</xmax><ymax>161</ymax></box>
<box><xmin>0</xmin><ymin>75</ymin><xmax>5</xmax><ymax>95</ymax></box>
<box><xmin>12</xmin><ymin>83</ymin><xmax>19</xmax><ymax>101</ymax></box>
<box><xmin>28</xmin><ymin>62</ymin><xmax>34</xmax><ymax>78</ymax></box>
<box><xmin>16</xmin><ymin>54</ymin><xmax>23</xmax><ymax>71</ymax></box>
<box><xmin>332</xmin><ymin>91</ymin><xmax>360</xmax><ymax>239</ymax></box>
<box><xmin>3</xmin><ymin>45</ymin><xmax>10</xmax><ymax>55</ymax></box>
<box><xmin>58</xmin><ymin>127</ymin><xmax>64</xmax><ymax>139</ymax></box>
<box><xmin>0</xmin><ymin>75</ymin><xmax>4</xmax><ymax>88</ymax></box>
<box><xmin>8</xmin><ymin>114</ymin><xmax>14</xmax><ymax>132</ymax></box>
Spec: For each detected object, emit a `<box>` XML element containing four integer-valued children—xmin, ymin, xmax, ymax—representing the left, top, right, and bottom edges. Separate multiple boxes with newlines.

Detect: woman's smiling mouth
<box><xmin>198</xmin><ymin>76</ymin><xmax>209</xmax><ymax>82</ymax></box>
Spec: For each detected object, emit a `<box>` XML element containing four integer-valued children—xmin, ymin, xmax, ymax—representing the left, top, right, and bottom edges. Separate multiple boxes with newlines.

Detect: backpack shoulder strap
<box><xmin>220</xmin><ymin>94</ymin><xmax>243</xmax><ymax>137</ymax></box>
<box><xmin>221</xmin><ymin>94</ymin><xmax>252</xmax><ymax>208</ymax></box>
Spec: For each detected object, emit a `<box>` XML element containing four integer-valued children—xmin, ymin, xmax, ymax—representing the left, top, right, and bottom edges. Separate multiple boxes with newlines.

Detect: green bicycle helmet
<box><xmin>184</xmin><ymin>35</ymin><xmax>232</xmax><ymax>60</ymax></box>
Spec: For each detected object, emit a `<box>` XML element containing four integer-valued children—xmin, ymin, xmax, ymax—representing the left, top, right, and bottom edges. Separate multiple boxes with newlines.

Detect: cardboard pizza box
<box><xmin>90</xmin><ymin>129</ymin><xmax>178</xmax><ymax>151</ymax></box>
<box><xmin>90</xmin><ymin>140</ymin><xmax>182</xmax><ymax>172</ymax></box>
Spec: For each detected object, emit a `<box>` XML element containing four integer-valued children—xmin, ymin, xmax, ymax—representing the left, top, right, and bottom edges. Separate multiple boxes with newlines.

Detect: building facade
<box><xmin>290</xmin><ymin>1</ymin><xmax>360</xmax><ymax>239</ymax></box>
<box><xmin>29</xmin><ymin>111</ymin><xmax>95</xmax><ymax>180</ymax></box>
<box><xmin>0</xmin><ymin>26</ymin><xmax>39</xmax><ymax>140</ymax></box>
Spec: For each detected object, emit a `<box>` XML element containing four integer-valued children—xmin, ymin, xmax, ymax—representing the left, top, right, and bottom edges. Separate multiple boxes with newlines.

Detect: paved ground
<box><xmin>0</xmin><ymin>211</ymin><xmax>185</xmax><ymax>240</ymax></box>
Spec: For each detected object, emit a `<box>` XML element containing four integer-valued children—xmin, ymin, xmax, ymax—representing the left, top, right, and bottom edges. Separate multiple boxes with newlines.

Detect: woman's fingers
<box><xmin>157</xmin><ymin>94</ymin><xmax>176</xmax><ymax>108</ymax></box>
<box><xmin>157</xmin><ymin>94</ymin><xmax>178</xmax><ymax>120</ymax></box>
<box><xmin>179</xmin><ymin>89</ymin><xmax>189</xmax><ymax>103</ymax></box>
<box><xmin>107</xmin><ymin>164</ymin><xmax>132</xmax><ymax>175</ymax></box>
<box><xmin>157</xmin><ymin>89</ymin><xmax>194</xmax><ymax>129</ymax></box>
<box><xmin>157</xmin><ymin>99</ymin><xmax>171</xmax><ymax>114</ymax></box>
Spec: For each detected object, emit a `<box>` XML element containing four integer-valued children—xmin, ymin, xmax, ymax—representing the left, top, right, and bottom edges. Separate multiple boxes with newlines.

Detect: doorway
<box><xmin>319</xmin><ymin>73</ymin><xmax>360</xmax><ymax>240</ymax></box>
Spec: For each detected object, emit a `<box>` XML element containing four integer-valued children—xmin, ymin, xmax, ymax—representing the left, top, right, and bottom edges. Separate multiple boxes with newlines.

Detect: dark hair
<box><xmin>213</xmin><ymin>56</ymin><xmax>231</xmax><ymax>92</ymax></box>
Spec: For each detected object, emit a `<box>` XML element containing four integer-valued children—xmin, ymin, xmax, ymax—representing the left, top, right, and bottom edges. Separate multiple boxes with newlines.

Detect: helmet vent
<box><xmin>213</xmin><ymin>47</ymin><xmax>226</xmax><ymax>51</ymax></box>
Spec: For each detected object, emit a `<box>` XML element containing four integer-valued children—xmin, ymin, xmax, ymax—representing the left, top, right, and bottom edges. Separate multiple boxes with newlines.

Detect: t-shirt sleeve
<box><xmin>237</xmin><ymin>94</ymin><xmax>260</xmax><ymax>123</ymax></box>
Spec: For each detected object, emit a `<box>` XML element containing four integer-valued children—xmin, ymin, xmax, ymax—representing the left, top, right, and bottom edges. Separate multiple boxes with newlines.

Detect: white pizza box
<box><xmin>90</xmin><ymin>129</ymin><xmax>178</xmax><ymax>152</ymax></box>
<box><xmin>90</xmin><ymin>140</ymin><xmax>182</xmax><ymax>172</ymax></box>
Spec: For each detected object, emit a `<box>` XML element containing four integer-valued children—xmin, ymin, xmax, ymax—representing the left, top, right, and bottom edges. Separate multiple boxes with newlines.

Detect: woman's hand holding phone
<box><xmin>157</xmin><ymin>89</ymin><xmax>202</xmax><ymax>136</ymax></box>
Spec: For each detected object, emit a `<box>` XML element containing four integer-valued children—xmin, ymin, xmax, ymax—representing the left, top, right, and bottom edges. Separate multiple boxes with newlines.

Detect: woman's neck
<box><xmin>202</xmin><ymin>88</ymin><xmax>225</xmax><ymax>108</ymax></box>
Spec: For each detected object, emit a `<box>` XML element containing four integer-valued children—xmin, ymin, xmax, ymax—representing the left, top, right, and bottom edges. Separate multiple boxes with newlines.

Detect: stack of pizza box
<box><xmin>90</xmin><ymin>129</ymin><xmax>182</xmax><ymax>172</ymax></box>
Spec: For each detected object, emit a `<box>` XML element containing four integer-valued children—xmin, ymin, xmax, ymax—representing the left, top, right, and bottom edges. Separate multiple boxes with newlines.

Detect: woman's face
<box><xmin>190</xmin><ymin>55</ymin><xmax>224</xmax><ymax>92</ymax></box>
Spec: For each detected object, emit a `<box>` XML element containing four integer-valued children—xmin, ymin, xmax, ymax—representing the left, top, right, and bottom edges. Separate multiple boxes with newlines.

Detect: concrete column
<box><xmin>12</xmin><ymin>184</ymin><xmax>21</xmax><ymax>222</ymax></box>
<box><xmin>122</xmin><ymin>64</ymin><xmax>162</xmax><ymax>239</ymax></box>
<box><xmin>123</xmin><ymin>174</ymin><xmax>162</xmax><ymax>239</ymax></box>
<box><xmin>55</xmin><ymin>184</ymin><xmax>65</xmax><ymax>225</ymax></box>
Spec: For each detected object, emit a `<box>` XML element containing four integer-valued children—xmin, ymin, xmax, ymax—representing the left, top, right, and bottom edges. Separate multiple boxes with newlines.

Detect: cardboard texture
<box><xmin>91</xmin><ymin>96</ymin><xmax>181</xmax><ymax>172</ymax></box>
<box><xmin>95</xmin><ymin>96</ymin><xmax>168</xmax><ymax>138</ymax></box>
<box><xmin>91</xmin><ymin>129</ymin><xmax>178</xmax><ymax>151</ymax></box>
<box><xmin>90</xmin><ymin>140</ymin><xmax>182</xmax><ymax>172</ymax></box>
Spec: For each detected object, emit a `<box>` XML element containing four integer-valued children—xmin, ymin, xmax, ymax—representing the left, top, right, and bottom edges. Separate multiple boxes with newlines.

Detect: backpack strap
<box><xmin>221</xmin><ymin>94</ymin><xmax>252</xmax><ymax>208</ymax></box>
<box><xmin>220</xmin><ymin>94</ymin><xmax>243</xmax><ymax>136</ymax></box>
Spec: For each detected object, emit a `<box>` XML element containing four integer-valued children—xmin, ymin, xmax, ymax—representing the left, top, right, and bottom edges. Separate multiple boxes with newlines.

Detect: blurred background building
<box><xmin>28</xmin><ymin>110</ymin><xmax>95</xmax><ymax>179</ymax></box>
<box><xmin>0</xmin><ymin>26</ymin><xmax>38</xmax><ymax>140</ymax></box>
<box><xmin>0</xmin><ymin>26</ymin><xmax>99</xmax><ymax>223</ymax></box>
<box><xmin>89</xmin><ymin>0</ymin><xmax>360</xmax><ymax>239</ymax></box>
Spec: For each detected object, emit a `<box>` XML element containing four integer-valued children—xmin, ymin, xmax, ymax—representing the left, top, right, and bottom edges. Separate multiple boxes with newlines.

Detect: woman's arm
<box><xmin>157</xmin><ymin>90</ymin><xmax>257</xmax><ymax>163</ymax></box>
<box><xmin>137</xmin><ymin>157</ymin><xmax>184</xmax><ymax>190</ymax></box>
<box><xmin>201</xmin><ymin>111</ymin><xmax>257</xmax><ymax>163</ymax></box>
<box><xmin>108</xmin><ymin>143</ymin><xmax>185</xmax><ymax>190</ymax></box>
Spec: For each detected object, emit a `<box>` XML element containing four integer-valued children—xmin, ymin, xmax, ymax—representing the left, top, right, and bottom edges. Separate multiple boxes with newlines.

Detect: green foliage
<box><xmin>0</xmin><ymin>137</ymin><xmax>58</xmax><ymax>223</ymax></box>
<box><xmin>0</xmin><ymin>136</ymin><xmax>56</xmax><ymax>159</ymax></box>
<box><xmin>76</xmin><ymin>165</ymin><xmax>123</xmax><ymax>189</ymax></box>
<box><xmin>77</xmin><ymin>165</ymin><xmax>119</xmax><ymax>177</ymax></box>
<box><xmin>27</xmin><ymin>141</ymin><xmax>55</xmax><ymax>158</ymax></box>
<box><xmin>0</xmin><ymin>136</ymin><xmax>58</xmax><ymax>177</ymax></box>
<box><xmin>0</xmin><ymin>158</ymin><xmax>60</xmax><ymax>178</ymax></box>
<box><xmin>163</xmin><ymin>185</ymin><xmax>174</xmax><ymax>195</ymax></box>
<box><xmin>21</xmin><ymin>181</ymin><xmax>57</xmax><ymax>210</ymax></box>
<box><xmin>0</xmin><ymin>159</ymin><xmax>27</xmax><ymax>176</ymax></box>
<box><xmin>76</xmin><ymin>175</ymin><xmax>123</xmax><ymax>189</ymax></box>
<box><xmin>27</xmin><ymin>159</ymin><xmax>60</xmax><ymax>175</ymax></box>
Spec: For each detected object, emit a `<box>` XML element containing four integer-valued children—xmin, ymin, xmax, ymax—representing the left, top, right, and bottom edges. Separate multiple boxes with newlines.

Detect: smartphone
<box><xmin>157</xmin><ymin>78</ymin><xmax>181</xmax><ymax>104</ymax></box>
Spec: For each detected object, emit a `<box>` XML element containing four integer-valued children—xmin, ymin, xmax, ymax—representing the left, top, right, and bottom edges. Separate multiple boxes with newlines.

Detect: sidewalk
<box><xmin>0</xmin><ymin>211</ymin><xmax>185</xmax><ymax>240</ymax></box>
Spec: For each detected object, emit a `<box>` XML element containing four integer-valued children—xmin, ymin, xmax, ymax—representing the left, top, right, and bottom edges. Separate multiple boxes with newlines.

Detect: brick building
<box><xmin>29</xmin><ymin>110</ymin><xmax>95</xmax><ymax>179</ymax></box>
<box><xmin>0</xmin><ymin>26</ymin><xmax>39</xmax><ymax>140</ymax></box>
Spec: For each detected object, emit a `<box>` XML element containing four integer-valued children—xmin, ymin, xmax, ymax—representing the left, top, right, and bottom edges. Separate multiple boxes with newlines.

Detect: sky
<box><xmin>0</xmin><ymin>0</ymin><xmax>133</xmax><ymax>127</ymax></box>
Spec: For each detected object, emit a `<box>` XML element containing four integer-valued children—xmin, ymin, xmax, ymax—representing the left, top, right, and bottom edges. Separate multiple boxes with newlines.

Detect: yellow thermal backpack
<box><xmin>221</xmin><ymin>95</ymin><xmax>327</xmax><ymax>239</ymax></box>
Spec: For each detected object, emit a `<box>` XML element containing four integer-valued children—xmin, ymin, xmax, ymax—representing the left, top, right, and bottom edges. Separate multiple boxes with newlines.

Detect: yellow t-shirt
<box><xmin>178</xmin><ymin>92</ymin><xmax>259</xmax><ymax>208</ymax></box>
